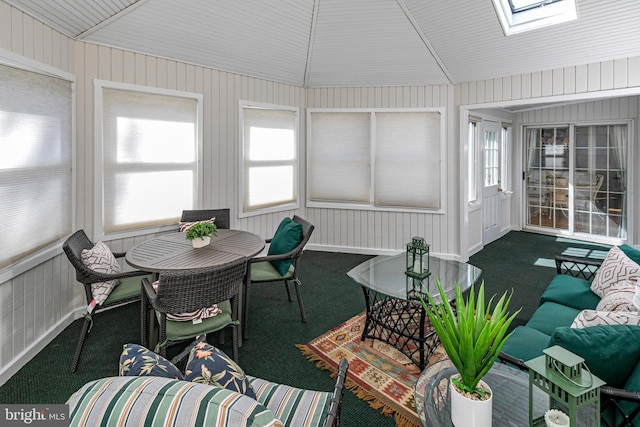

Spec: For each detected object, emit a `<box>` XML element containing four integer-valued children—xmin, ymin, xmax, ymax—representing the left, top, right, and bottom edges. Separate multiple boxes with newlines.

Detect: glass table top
<box><xmin>347</xmin><ymin>253</ymin><xmax>483</xmax><ymax>302</ymax></box>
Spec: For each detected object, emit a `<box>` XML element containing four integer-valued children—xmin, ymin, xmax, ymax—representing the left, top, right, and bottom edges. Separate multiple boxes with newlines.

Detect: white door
<box><xmin>482</xmin><ymin>121</ymin><xmax>502</xmax><ymax>244</ymax></box>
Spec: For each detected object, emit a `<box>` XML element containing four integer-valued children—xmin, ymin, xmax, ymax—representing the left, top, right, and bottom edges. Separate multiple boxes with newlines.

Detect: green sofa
<box><xmin>501</xmin><ymin>244</ymin><xmax>640</xmax><ymax>427</ymax></box>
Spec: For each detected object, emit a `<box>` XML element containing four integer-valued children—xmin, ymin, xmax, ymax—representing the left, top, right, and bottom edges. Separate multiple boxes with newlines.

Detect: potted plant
<box><xmin>420</xmin><ymin>280</ymin><xmax>520</xmax><ymax>427</ymax></box>
<box><xmin>184</xmin><ymin>221</ymin><xmax>218</xmax><ymax>248</ymax></box>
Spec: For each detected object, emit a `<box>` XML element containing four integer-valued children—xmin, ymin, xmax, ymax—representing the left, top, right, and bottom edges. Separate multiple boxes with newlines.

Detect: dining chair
<box><xmin>141</xmin><ymin>258</ymin><xmax>248</xmax><ymax>362</ymax></box>
<box><xmin>63</xmin><ymin>230</ymin><xmax>150</xmax><ymax>372</ymax></box>
<box><xmin>243</xmin><ymin>215</ymin><xmax>314</xmax><ymax>340</ymax></box>
<box><xmin>180</xmin><ymin>208</ymin><xmax>230</xmax><ymax>229</ymax></box>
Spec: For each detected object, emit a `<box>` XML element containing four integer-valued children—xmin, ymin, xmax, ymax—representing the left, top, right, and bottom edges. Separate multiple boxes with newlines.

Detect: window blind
<box><xmin>308</xmin><ymin>109</ymin><xmax>442</xmax><ymax>210</ymax></box>
<box><xmin>0</xmin><ymin>63</ymin><xmax>73</xmax><ymax>269</ymax></box>
<box><xmin>308</xmin><ymin>112</ymin><xmax>371</xmax><ymax>203</ymax></box>
<box><xmin>101</xmin><ymin>88</ymin><xmax>198</xmax><ymax>233</ymax></box>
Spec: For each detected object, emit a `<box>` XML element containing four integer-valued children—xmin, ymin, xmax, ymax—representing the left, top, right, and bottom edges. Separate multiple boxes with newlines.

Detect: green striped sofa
<box><xmin>67</xmin><ymin>375</ymin><xmax>334</xmax><ymax>427</ymax></box>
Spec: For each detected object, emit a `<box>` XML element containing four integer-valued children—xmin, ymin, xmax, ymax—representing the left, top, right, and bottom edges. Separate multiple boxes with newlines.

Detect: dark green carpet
<box><xmin>469</xmin><ymin>231</ymin><xmax>610</xmax><ymax>329</ymax></box>
<box><xmin>0</xmin><ymin>231</ymin><xmax>610</xmax><ymax>426</ymax></box>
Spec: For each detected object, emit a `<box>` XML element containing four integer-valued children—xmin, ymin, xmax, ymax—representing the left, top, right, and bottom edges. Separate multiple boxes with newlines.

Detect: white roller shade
<box><xmin>0</xmin><ymin>63</ymin><xmax>73</xmax><ymax>269</ymax></box>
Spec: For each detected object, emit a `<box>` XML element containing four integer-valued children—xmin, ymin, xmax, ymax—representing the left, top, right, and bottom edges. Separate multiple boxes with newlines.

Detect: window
<box><xmin>308</xmin><ymin>109</ymin><xmax>445</xmax><ymax>211</ymax></box>
<box><xmin>492</xmin><ymin>0</ymin><xmax>577</xmax><ymax>35</ymax></box>
<box><xmin>95</xmin><ymin>81</ymin><xmax>202</xmax><ymax>236</ymax></box>
<box><xmin>0</xmin><ymin>61</ymin><xmax>74</xmax><ymax>271</ymax></box>
<box><xmin>240</xmin><ymin>102</ymin><xmax>298</xmax><ymax>216</ymax></box>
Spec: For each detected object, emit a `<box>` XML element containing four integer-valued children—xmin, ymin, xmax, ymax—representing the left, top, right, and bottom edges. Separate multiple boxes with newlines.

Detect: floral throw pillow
<box><xmin>184</xmin><ymin>340</ymin><xmax>256</xmax><ymax>399</ymax></box>
<box><xmin>590</xmin><ymin>246</ymin><xmax>640</xmax><ymax>298</ymax></box>
<box><xmin>119</xmin><ymin>343</ymin><xmax>184</xmax><ymax>380</ymax></box>
<box><xmin>80</xmin><ymin>241</ymin><xmax>121</xmax><ymax>306</ymax></box>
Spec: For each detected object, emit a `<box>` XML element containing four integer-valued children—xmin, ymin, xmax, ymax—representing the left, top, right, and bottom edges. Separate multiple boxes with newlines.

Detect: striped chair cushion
<box><xmin>248</xmin><ymin>376</ymin><xmax>331</xmax><ymax>427</ymax></box>
<box><xmin>67</xmin><ymin>376</ymin><xmax>284</xmax><ymax>427</ymax></box>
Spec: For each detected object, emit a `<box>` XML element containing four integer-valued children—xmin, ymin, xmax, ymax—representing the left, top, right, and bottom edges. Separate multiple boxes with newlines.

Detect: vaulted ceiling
<box><xmin>6</xmin><ymin>0</ymin><xmax>640</xmax><ymax>88</ymax></box>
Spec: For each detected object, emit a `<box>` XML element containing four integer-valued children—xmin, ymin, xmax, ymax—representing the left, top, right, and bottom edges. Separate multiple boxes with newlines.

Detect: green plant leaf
<box><xmin>420</xmin><ymin>280</ymin><xmax>520</xmax><ymax>397</ymax></box>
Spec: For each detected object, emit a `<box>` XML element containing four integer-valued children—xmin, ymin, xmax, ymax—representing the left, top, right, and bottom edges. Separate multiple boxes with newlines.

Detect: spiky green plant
<box><xmin>185</xmin><ymin>221</ymin><xmax>218</xmax><ymax>241</ymax></box>
<box><xmin>420</xmin><ymin>280</ymin><xmax>520</xmax><ymax>399</ymax></box>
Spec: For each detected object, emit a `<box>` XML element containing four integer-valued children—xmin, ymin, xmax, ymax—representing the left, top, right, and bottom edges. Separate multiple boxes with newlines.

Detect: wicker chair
<box><xmin>180</xmin><ymin>208</ymin><xmax>230</xmax><ymax>229</ymax></box>
<box><xmin>63</xmin><ymin>230</ymin><xmax>150</xmax><ymax>372</ymax></box>
<box><xmin>243</xmin><ymin>215</ymin><xmax>314</xmax><ymax>340</ymax></box>
<box><xmin>141</xmin><ymin>258</ymin><xmax>248</xmax><ymax>362</ymax></box>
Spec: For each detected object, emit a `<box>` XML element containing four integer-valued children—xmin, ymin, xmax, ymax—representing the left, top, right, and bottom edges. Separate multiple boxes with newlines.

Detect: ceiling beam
<box><xmin>303</xmin><ymin>0</ymin><xmax>320</xmax><ymax>88</ymax></box>
<box><xmin>76</xmin><ymin>0</ymin><xmax>152</xmax><ymax>40</ymax></box>
<box><xmin>396</xmin><ymin>0</ymin><xmax>455</xmax><ymax>85</ymax></box>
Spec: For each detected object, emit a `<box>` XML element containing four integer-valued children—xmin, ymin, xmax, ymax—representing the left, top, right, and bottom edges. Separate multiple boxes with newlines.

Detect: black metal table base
<box><xmin>361</xmin><ymin>290</ymin><xmax>439</xmax><ymax>370</ymax></box>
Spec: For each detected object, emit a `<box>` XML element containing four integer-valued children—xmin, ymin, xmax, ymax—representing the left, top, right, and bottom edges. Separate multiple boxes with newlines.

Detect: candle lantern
<box><xmin>405</xmin><ymin>236</ymin><xmax>430</xmax><ymax>279</ymax></box>
<box><xmin>525</xmin><ymin>345</ymin><xmax>604</xmax><ymax>427</ymax></box>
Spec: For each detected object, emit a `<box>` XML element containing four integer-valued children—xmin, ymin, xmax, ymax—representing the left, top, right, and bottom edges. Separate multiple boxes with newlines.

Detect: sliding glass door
<box><xmin>524</xmin><ymin>123</ymin><xmax>627</xmax><ymax>240</ymax></box>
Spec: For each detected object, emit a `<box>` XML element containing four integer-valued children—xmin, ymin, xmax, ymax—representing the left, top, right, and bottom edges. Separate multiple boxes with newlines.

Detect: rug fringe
<box><xmin>295</xmin><ymin>344</ymin><xmax>420</xmax><ymax>427</ymax></box>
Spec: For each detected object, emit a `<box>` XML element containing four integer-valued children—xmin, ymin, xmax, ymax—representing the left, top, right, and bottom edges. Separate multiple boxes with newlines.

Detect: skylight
<box><xmin>493</xmin><ymin>0</ymin><xmax>578</xmax><ymax>35</ymax></box>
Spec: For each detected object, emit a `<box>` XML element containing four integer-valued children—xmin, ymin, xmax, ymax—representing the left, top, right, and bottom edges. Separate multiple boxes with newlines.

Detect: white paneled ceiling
<box><xmin>6</xmin><ymin>0</ymin><xmax>640</xmax><ymax>87</ymax></box>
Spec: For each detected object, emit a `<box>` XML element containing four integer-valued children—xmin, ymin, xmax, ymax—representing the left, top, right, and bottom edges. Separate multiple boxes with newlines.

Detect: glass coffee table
<box><xmin>347</xmin><ymin>254</ymin><xmax>482</xmax><ymax>369</ymax></box>
<box><xmin>415</xmin><ymin>359</ymin><xmax>550</xmax><ymax>426</ymax></box>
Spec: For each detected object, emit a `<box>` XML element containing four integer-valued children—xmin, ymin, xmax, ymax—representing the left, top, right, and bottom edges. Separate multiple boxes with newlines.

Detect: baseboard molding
<box><xmin>0</xmin><ymin>311</ymin><xmax>77</xmax><ymax>387</ymax></box>
<box><xmin>306</xmin><ymin>244</ymin><xmax>402</xmax><ymax>256</ymax></box>
<box><xmin>306</xmin><ymin>244</ymin><xmax>461</xmax><ymax>261</ymax></box>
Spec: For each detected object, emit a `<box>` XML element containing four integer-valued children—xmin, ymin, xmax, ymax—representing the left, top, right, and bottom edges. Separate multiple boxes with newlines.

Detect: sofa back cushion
<box><xmin>549</xmin><ymin>325</ymin><xmax>640</xmax><ymax>388</ymax></box>
<box><xmin>620</xmin><ymin>244</ymin><xmax>640</xmax><ymax>266</ymax></box>
<box><xmin>67</xmin><ymin>376</ymin><xmax>283</xmax><ymax>427</ymax></box>
<box><xmin>539</xmin><ymin>275</ymin><xmax>599</xmax><ymax>311</ymax></box>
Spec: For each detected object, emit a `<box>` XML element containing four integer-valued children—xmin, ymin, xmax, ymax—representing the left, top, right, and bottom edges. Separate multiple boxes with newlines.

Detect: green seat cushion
<box><xmin>248</xmin><ymin>375</ymin><xmax>331</xmax><ymax>427</ymax></box>
<box><xmin>159</xmin><ymin>299</ymin><xmax>234</xmax><ymax>341</ymax></box>
<box><xmin>501</xmin><ymin>326</ymin><xmax>551</xmax><ymax>363</ymax></box>
<box><xmin>549</xmin><ymin>325</ymin><xmax>640</xmax><ymax>388</ymax></box>
<box><xmin>251</xmin><ymin>261</ymin><xmax>295</xmax><ymax>282</ymax></box>
<box><xmin>525</xmin><ymin>302</ymin><xmax>580</xmax><ymax>336</ymax></box>
<box><xmin>105</xmin><ymin>274</ymin><xmax>149</xmax><ymax>304</ymax></box>
<box><xmin>539</xmin><ymin>275</ymin><xmax>600</xmax><ymax>311</ymax></box>
<box><xmin>268</xmin><ymin>218</ymin><xmax>303</xmax><ymax>276</ymax></box>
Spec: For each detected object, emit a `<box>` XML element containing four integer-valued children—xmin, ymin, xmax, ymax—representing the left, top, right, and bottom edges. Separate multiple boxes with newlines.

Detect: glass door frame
<box><xmin>523</xmin><ymin>120</ymin><xmax>631</xmax><ymax>244</ymax></box>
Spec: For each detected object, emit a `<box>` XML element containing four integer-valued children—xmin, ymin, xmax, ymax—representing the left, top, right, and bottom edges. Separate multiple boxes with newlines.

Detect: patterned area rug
<box><xmin>296</xmin><ymin>311</ymin><xmax>446</xmax><ymax>427</ymax></box>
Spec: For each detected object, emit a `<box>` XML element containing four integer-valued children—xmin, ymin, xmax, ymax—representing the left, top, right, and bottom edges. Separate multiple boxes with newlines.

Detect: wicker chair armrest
<box><xmin>249</xmin><ymin>250</ymin><xmax>301</xmax><ymax>264</ymax></box>
<box><xmin>84</xmin><ymin>269</ymin><xmax>148</xmax><ymax>284</ymax></box>
<box><xmin>498</xmin><ymin>352</ymin><xmax>528</xmax><ymax>370</ymax></box>
<box><xmin>555</xmin><ymin>255</ymin><xmax>602</xmax><ymax>280</ymax></box>
<box><xmin>601</xmin><ymin>385</ymin><xmax>640</xmax><ymax>403</ymax></box>
<box><xmin>112</xmin><ymin>251</ymin><xmax>127</xmax><ymax>258</ymax></box>
<box><xmin>141</xmin><ymin>277</ymin><xmax>158</xmax><ymax>305</ymax></box>
<box><xmin>323</xmin><ymin>358</ymin><xmax>349</xmax><ymax>427</ymax></box>
<box><xmin>265</xmin><ymin>237</ymin><xmax>273</xmax><ymax>244</ymax></box>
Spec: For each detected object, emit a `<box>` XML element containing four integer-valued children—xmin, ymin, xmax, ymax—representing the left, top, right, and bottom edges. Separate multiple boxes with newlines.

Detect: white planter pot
<box><xmin>450</xmin><ymin>375</ymin><xmax>493</xmax><ymax>427</ymax></box>
<box><xmin>191</xmin><ymin>235</ymin><xmax>211</xmax><ymax>248</ymax></box>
